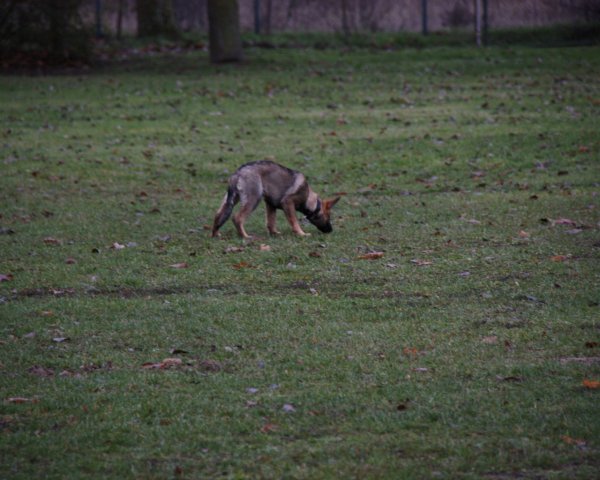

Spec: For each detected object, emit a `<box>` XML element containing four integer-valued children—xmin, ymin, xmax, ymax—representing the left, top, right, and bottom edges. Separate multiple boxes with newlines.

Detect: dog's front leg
<box><xmin>282</xmin><ymin>202</ymin><xmax>309</xmax><ymax>236</ymax></box>
<box><xmin>265</xmin><ymin>203</ymin><xmax>281</xmax><ymax>235</ymax></box>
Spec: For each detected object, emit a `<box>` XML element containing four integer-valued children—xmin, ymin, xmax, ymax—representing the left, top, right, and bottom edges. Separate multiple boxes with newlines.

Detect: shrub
<box><xmin>0</xmin><ymin>0</ymin><xmax>92</xmax><ymax>67</ymax></box>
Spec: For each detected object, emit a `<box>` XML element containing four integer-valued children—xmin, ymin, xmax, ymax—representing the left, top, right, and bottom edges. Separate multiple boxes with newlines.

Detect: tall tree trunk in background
<box><xmin>136</xmin><ymin>0</ymin><xmax>178</xmax><ymax>37</ymax></box>
<box><xmin>254</xmin><ymin>0</ymin><xmax>260</xmax><ymax>34</ymax></box>
<box><xmin>116</xmin><ymin>0</ymin><xmax>124</xmax><ymax>39</ymax></box>
<box><xmin>207</xmin><ymin>0</ymin><xmax>242</xmax><ymax>63</ymax></box>
<box><xmin>474</xmin><ymin>0</ymin><xmax>481</xmax><ymax>46</ymax></box>
<box><xmin>264</xmin><ymin>0</ymin><xmax>272</xmax><ymax>34</ymax></box>
<box><xmin>341</xmin><ymin>0</ymin><xmax>350</xmax><ymax>35</ymax></box>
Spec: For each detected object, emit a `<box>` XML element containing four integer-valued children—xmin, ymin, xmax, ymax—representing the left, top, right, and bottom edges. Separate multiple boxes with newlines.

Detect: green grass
<box><xmin>1</xmin><ymin>36</ymin><xmax>599</xmax><ymax>479</ymax></box>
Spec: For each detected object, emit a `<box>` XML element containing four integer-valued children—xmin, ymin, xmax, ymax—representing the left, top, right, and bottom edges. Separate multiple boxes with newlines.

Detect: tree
<box><xmin>136</xmin><ymin>0</ymin><xmax>178</xmax><ymax>37</ymax></box>
<box><xmin>207</xmin><ymin>0</ymin><xmax>242</xmax><ymax>63</ymax></box>
<box><xmin>0</xmin><ymin>0</ymin><xmax>92</xmax><ymax>65</ymax></box>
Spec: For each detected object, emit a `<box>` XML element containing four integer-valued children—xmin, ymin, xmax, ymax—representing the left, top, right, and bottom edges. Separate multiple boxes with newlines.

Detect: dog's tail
<box><xmin>211</xmin><ymin>186</ymin><xmax>237</xmax><ymax>237</ymax></box>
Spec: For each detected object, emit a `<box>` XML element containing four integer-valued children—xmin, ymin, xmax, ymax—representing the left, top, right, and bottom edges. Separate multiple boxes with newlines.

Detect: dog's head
<box><xmin>306</xmin><ymin>196</ymin><xmax>341</xmax><ymax>233</ymax></box>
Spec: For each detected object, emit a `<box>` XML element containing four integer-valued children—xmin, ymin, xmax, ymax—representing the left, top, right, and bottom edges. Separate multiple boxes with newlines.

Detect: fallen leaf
<box><xmin>232</xmin><ymin>261</ymin><xmax>252</xmax><ymax>270</ymax></box>
<box><xmin>224</xmin><ymin>246</ymin><xmax>244</xmax><ymax>253</ymax></box>
<box><xmin>358</xmin><ymin>252</ymin><xmax>384</xmax><ymax>260</ymax></box>
<box><xmin>358</xmin><ymin>184</ymin><xmax>376</xmax><ymax>193</ymax></box>
<box><xmin>482</xmin><ymin>335</ymin><xmax>498</xmax><ymax>345</ymax></box>
<box><xmin>52</xmin><ymin>337</ymin><xmax>69</xmax><ymax>343</ymax></box>
<box><xmin>142</xmin><ymin>358</ymin><xmax>183</xmax><ymax>369</ymax></box>
<box><xmin>111</xmin><ymin>242</ymin><xmax>126</xmax><ymax>250</ymax></box>
<box><xmin>282</xmin><ymin>403</ymin><xmax>296</xmax><ymax>413</ymax></box>
<box><xmin>551</xmin><ymin>255</ymin><xmax>569</xmax><ymax>262</ymax></box>
<box><xmin>28</xmin><ymin>365</ymin><xmax>55</xmax><ymax>377</ymax></box>
<box><xmin>160</xmin><ymin>358</ymin><xmax>183</xmax><ymax>368</ymax></box>
<box><xmin>170</xmin><ymin>262</ymin><xmax>188</xmax><ymax>269</ymax></box>
<box><xmin>198</xmin><ymin>359</ymin><xmax>222</xmax><ymax>372</ymax></box>
<box><xmin>43</xmin><ymin>237</ymin><xmax>61</xmax><ymax>245</ymax></box>
<box><xmin>518</xmin><ymin>230</ymin><xmax>530</xmax><ymax>238</ymax></box>
<box><xmin>65</xmin><ymin>257</ymin><xmax>76</xmax><ymax>264</ymax></box>
<box><xmin>0</xmin><ymin>273</ymin><xmax>13</xmax><ymax>282</ymax></box>
<box><xmin>411</xmin><ymin>259</ymin><xmax>432</xmax><ymax>266</ymax></box>
<box><xmin>582</xmin><ymin>379</ymin><xmax>600</xmax><ymax>389</ymax></box>
<box><xmin>259</xmin><ymin>244</ymin><xmax>271</xmax><ymax>252</ymax></box>
<box><xmin>7</xmin><ymin>397</ymin><xmax>39</xmax><ymax>404</ymax></box>
<box><xmin>561</xmin><ymin>435</ymin><xmax>587</xmax><ymax>446</ymax></box>
<box><xmin>403</xmin><ymin>347</ymin><xmax>419</xmax><ymax>357</ymax></box>
<box><xmin>260</xmin><ymin>423</ymin><xmax>278</xmax><ymax>433</ymax></box>
<box><xmin>551</xmin><ymin>218</ymin><xmax>577</xmax><ymax>226</ymax></box>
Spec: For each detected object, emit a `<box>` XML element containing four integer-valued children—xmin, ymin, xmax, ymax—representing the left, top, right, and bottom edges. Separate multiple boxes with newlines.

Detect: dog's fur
<box><xmin>212</xmin><ymin>160</ymin><xmax>340</xmax><ymax>238</ymax></box>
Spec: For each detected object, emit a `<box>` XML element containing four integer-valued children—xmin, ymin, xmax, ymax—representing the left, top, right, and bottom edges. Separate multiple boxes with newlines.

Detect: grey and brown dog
<box><xmin>211</xmin><ymin>160</ymin><xmax>340</xmax><ymax>238</ymax></box>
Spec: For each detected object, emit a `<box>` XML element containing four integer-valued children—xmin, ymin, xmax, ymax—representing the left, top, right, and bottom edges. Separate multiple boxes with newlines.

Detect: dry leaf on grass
<box><xmin>582</xmin><ymin>379</ymin><xmax>599</xmax><ymax>389</ymax></box>
<box><xmin>6</xmin><ymin>397</ymin><xmax>39</xmax><ymax>404</ymax></box>
<box><xmin>411</xmin><ymin>259</ymin><xmax>433</xmax><ymax>266</ymax></box>
<box><xmin>232</xmin><ymin>261</ymin><xmax>253</xmax><ymax>270</ymax></box>
<box><xmin>358</xmin><ymin>252</ymin><xmax>384</xmax><ymax>260</ymax></box>
<box><xmin>561</xmin><ymin>435</ymin><xmax>587</xmax><ymax>446</ymax></box>
<box><xmin>170</xmin><ymin>262</ymin><xmax>188</xmax><ymax>269</ymax></box>
<box><xmin>482</xmin><ymin>336</ymin><xmax>498</xmax><ymax>345</ymax></box>
<box><xmin>260</xmin><ymin>423</ymin><xmax>278</xmax><ymax>433</ymax></box>
<box><xmin>142</xmin><ymin>358</ymin><xmax>183</xmax><ymax>369</ymax></box>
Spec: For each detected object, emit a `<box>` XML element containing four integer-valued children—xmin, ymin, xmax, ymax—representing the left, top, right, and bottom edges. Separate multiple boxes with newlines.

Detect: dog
<box><xmin>211</xmin><ymin>160</ymin><xmax>340</xmax><ymax>238</ymax></box>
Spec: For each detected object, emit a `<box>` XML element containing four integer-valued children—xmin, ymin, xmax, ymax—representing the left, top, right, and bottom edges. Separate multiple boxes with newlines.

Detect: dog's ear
<box><xmin>323</xmin><ymin>196</ymin><xmax>341</xmax><ymax>212</ymax></box>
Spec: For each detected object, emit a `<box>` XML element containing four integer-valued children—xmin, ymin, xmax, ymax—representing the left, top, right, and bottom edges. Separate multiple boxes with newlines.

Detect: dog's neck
<box><xmin>300</xmin><ymin>198</ymin><xmax>321</xmax><ymax>218</ymax></box>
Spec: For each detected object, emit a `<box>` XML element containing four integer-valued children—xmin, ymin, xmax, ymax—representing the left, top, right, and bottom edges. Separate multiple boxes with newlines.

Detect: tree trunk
<box><xmin>136</xmin><ymin>0</ymin><xmax>178</xmax><ymax>37</ymax></box>
<box><xmin>474</xmin><ymin>0</ymin><xmax>481</xmax><ymax>47</ymax></box>
<box><xmin>207</xmin><ymin>0</ymin><xmax>242</xmax><ymax>63</ymax></box>
<box><xmin>254</xmin><ymin>0</ymin><xmax>260</xmax><ymax>34</ymax></box>
<box><xmin>341</xmin><ymin>0</ymin><xmax>350</xmax><ymax>35</ymax></box>
<box><xmin>116</xmin><ymin>0</ymin><xmax>124</xmax><ymax>39</ymax></box>
<box><xmin>264</xmin><ymin>0</ymin><xmax>272</xmax><ymax>35</ymax></box>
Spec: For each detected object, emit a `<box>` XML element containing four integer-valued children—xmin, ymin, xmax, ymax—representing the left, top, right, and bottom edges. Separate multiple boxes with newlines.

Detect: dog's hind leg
<box><xmin>233</xmin><ymin>198</ymin><xmax>261</xmax><ymax>238</ymax></box>
<box><xmin>266</xmin><ymin>203</ymin><xmax>280</xmax><ymax>235</ymax></box>
<box><xmin>232</xmin><ymin>182</ymin><xmax>262</xmax><ymax>239</ymax></box>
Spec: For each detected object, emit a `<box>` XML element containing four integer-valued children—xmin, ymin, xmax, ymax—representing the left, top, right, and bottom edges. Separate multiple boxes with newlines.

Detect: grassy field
<box><xmin>1</xmin><ymin>38</ymin><xmax>599</xmax><ymax>478</ymax></box>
